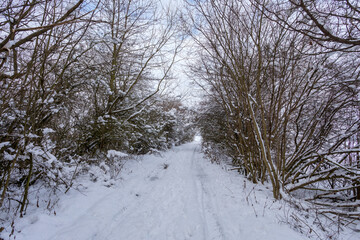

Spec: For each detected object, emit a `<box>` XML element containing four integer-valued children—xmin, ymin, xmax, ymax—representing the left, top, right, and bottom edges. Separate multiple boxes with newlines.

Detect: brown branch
<box><xmin>297</xmin><ymin>0</ymin><xmax>360</xmax><ymax>45</ymax></box>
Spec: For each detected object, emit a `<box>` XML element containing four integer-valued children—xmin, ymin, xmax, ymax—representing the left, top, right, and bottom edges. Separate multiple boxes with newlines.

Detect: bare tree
<box><xmin>0</xmin><ymin>0</ymin><xmax>190</xmax><ymax>230</ymax></box>
<box><xmin>0</xmin><ymin>0</ymin><xmax>94</xmax><ymax>213</ymax></box>
<box><xmin>188</xmin><ymin>0</ymin><xmax>360</xmax><ymax>224</ymax></box>
<box><xmin>76</xmin><ymin>0</ymin><xmax>183</xmax><ymax>153</ymax></box>
<box><xmin>256</xmin><ymin>0</ymin><xmax>360</xmax><ymax>51</ymax></box>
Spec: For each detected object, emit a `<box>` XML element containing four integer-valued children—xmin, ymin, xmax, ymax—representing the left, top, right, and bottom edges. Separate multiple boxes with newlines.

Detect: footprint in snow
<box><xmin>149</xmin><ymin>176</ymin><xmax>159</xmax><ymax>181</ymax></box>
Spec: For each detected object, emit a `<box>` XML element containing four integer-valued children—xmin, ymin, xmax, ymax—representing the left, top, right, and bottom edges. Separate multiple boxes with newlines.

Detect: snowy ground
<box><xmin>3</xmin><ymin>141</ymin><xmax>359</xmax><ymax>240</ymax></box>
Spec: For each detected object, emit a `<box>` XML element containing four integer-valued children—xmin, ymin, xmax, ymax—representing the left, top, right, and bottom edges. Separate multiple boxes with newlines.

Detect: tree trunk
<box><xmin>20</xmin><ymin>153</ymin><xmax>33</xmax><ymax>217</ymax></box>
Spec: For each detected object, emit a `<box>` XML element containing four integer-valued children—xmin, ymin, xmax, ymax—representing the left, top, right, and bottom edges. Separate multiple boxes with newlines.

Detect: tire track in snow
<box><xmin>43</xmin><ymin>144</ymin><xmax>227</xmax><ymax>240</ymax></box>
<box><xmin>191</xmin><ymin>146</ymin><xmax>208</xmax><ymax>240</ymax></box>
<box><xmin>191</xmin><ymin>145</ymin><xmax>226</xmax><ymax>240</ymax></box>
<box><xmin>101</xmin><ymin>146</ymin><xmax>206</xmax><ymax>240</ymax></box>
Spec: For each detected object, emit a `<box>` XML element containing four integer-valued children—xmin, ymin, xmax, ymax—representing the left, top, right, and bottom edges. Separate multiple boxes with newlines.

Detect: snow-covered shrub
<box><xmin>105</xmin><ymin>150</ymin><xmax>128</xmax><ymax>180</ymax></box>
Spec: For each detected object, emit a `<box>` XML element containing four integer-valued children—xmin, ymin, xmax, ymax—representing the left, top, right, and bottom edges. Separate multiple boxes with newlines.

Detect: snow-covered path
<box><xmin>13</xmin><ymin>142</ymin><xmax>305</xmax><ymax>240</ymax></box>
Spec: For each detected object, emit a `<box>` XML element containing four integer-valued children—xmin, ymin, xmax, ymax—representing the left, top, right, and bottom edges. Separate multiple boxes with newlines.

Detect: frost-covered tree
<box><xmin>0</xmin><ymin>0</ymin><xmax>92</xmax><ymax>214</ymax></box>
<box><xmin>74</xmin><ymin>0</ymin><xmax>183</xmax><ymax>154</ymax></box>
<box><xmin>187</xmin><ymin>0</ymin><xmax>360</xmax><ymax>223</ymax></box>
<box><xmin>0</xmin><ymin>0</ymin><xmax>188</xmax><ymax>221</ymax></box>
<box><xmin>260</xmin><ymin>0</ymin><xmax>360</xmax><ymax>50</ymax></box>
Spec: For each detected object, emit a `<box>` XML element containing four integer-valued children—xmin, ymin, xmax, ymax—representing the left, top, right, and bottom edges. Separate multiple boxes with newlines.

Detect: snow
<box><xmin>106</xmin><ymin>150</ymin><xmax>128</xmax><ymax>158</ymax></box>
<box><xmin>0</xmin><ymin>141</ymin><xmax>10</xmax><ymax>149</ymax></box>
<box><xmin>4</xmin><ymin>40</ymin><xmax>15</xmax><ymax>49</ymax></box>
<box><xmin>42</xmin><ymin>128</ymin><xmax>55</xmax><ymax>135</ymax></box>
<box><xmin>3</xmin><ymin>142</ymin><xmax>357</xmax><ymax>240</ymax></box>
<box><xmin>4</xmin><ymin>151</ymin><xmax>15</xmax><ymax>161</ymax></box>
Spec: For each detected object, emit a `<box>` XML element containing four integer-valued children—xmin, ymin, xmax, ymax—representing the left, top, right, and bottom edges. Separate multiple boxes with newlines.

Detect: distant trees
<box><xmin>188</xmin><ymin>0</ymin><xmax>360</xmax><ymax>225</ymax></box>
<box><xmin>0</xmin><ymin>0</ymin><xmax>194</xmax><ymax>220</ymax></box>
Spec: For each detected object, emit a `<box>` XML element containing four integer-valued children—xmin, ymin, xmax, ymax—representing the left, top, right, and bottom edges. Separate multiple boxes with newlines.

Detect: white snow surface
<box><xmin>5</xmin><ymin>142</ymin><xmax>321</xmax><ymax>240</ymax></box>
<box><xmin>106</xmin><ymin>149</ymin><xmax>128</xmax><ymax>158</ymax></box>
